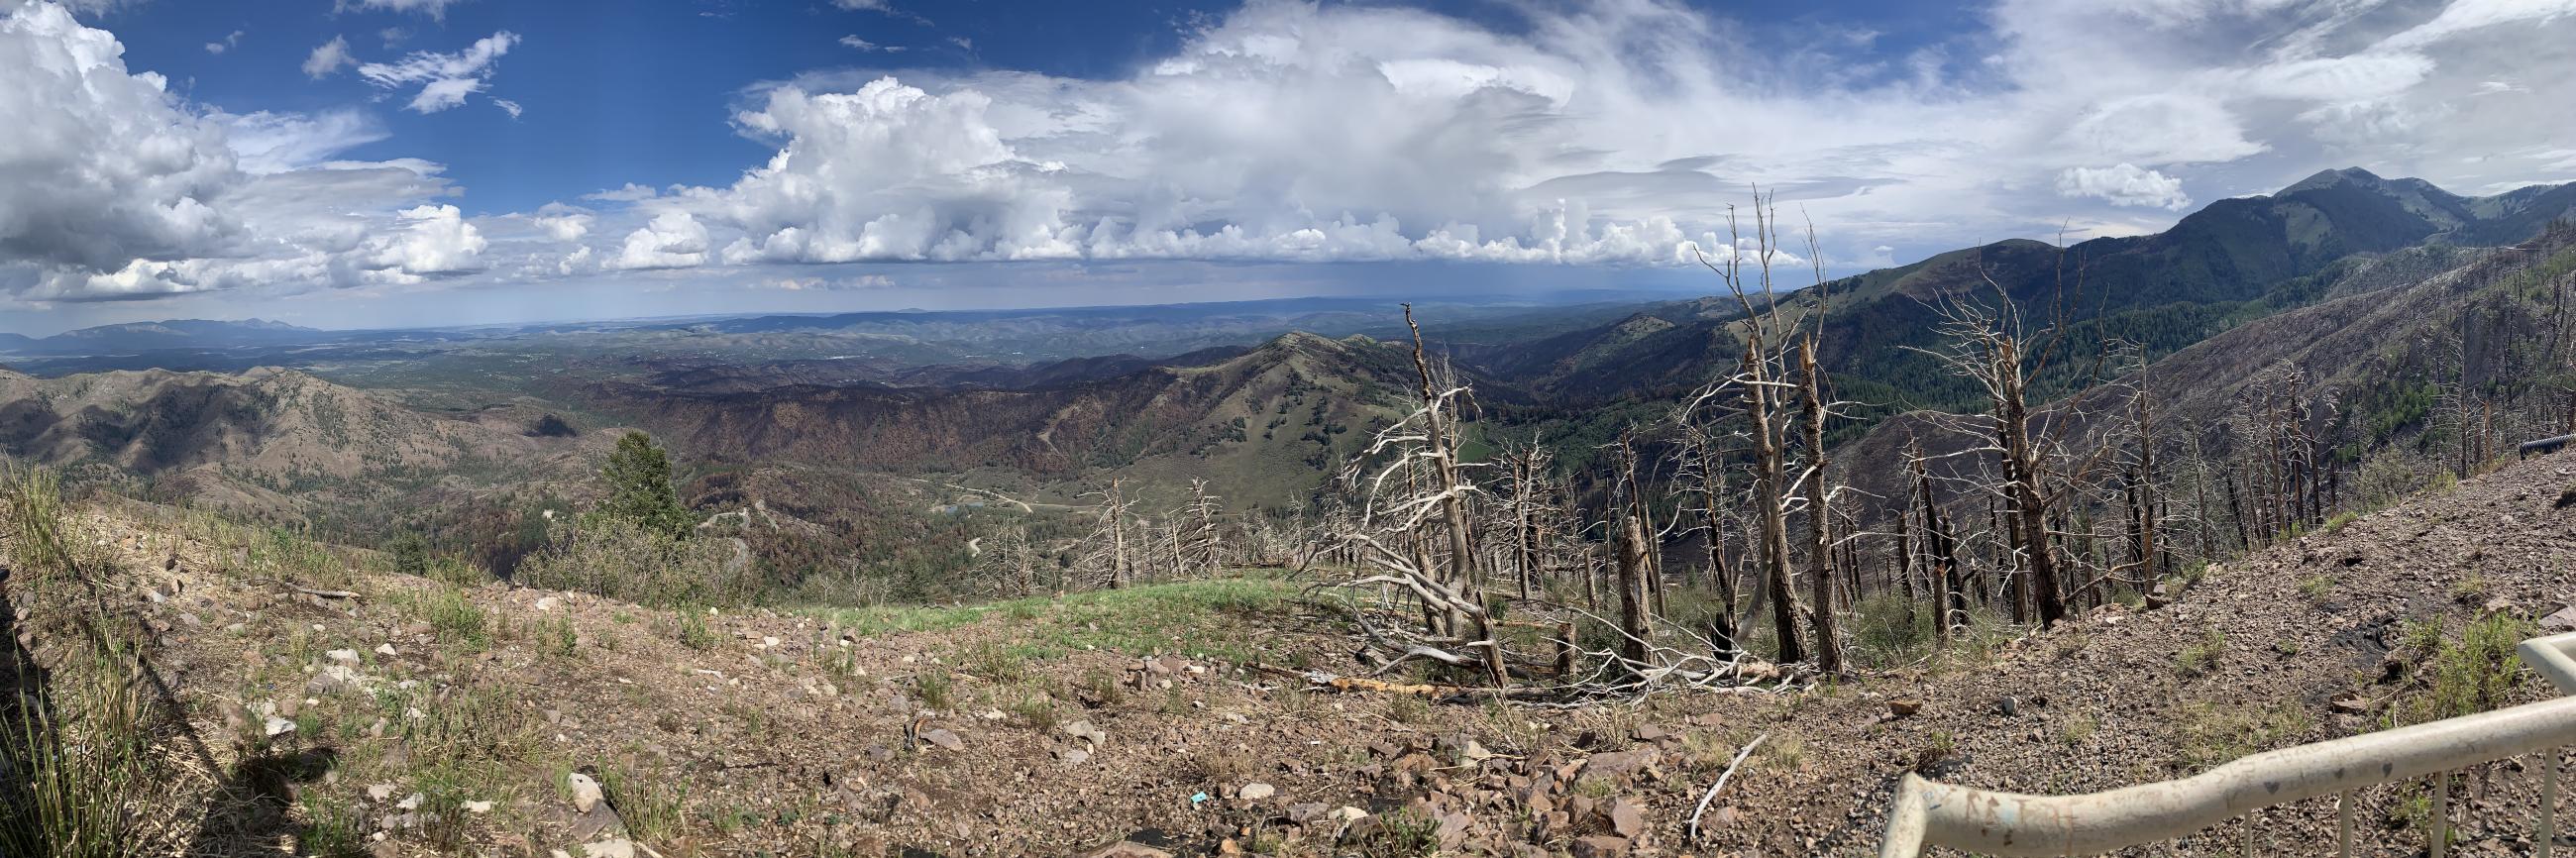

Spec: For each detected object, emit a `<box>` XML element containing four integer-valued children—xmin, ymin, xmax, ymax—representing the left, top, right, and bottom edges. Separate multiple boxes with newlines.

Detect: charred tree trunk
<box><xmin>1616</xmin><ymin>514</ymin><xmax>1652</xmax><ymax>671</ymax></box>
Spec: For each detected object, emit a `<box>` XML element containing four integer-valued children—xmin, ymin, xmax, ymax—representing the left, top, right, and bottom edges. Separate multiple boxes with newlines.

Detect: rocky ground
<box><xmin>16</xmin><ymin>455</ymin><xmax>2576</xmax><ymax>857</ymax></box>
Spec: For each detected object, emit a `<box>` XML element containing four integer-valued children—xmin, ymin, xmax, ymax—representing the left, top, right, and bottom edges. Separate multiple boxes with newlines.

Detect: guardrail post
<box><xmin>2336</xmin><ymin>790</ymin><xmax>2353</xmax><ymax>858</ymax></box>
<box><xmin>2432</xmin><ymin>770</ymin><xmax>2451</xmax><ymax>858</ymax></box>
<box><xmin>2544</xmin><ymin>749</ymin><xmax>2559</xmax><ymax>858</ymax></box>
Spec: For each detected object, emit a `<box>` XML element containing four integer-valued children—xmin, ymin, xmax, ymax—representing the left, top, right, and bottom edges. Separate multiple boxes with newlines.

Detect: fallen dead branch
<box><xmin>245</xmin><ymin>577</ymin><xmax>362</xmax><ymax>600</ymax></box>
<box><xmin>1688</xmin><ymin>731</ymin><xmax>1768</xmax><ymax>841</ymax></box>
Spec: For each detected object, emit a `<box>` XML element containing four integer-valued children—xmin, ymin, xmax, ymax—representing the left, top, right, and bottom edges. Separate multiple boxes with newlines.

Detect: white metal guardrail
<box><xmin>1879</xmin><ymin>631</ymin><xmax>2576</xmax><ymax>857</ymax></box>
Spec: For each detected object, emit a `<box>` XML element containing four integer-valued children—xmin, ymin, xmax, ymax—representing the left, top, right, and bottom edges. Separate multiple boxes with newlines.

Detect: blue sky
<box><xmin>102</xmin><ymin>0</ymin><xmax>1999</xmax><ymax>221</ymax></box>
<box><xmin>3</xmin><ymin>0</ymin><xmax>2574</xmax><ymax>334</ymax></box>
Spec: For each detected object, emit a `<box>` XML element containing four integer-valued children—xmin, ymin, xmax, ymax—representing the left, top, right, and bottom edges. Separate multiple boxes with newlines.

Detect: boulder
<box><xmin>567</xmin><ymin>773</ymin><xmax>604</xmax><ymax>813</ymax></box>
<box><xmin>1605</xmin><ymin>798</ymin><xmax>1647</xmax><ymax>838</ymax></box>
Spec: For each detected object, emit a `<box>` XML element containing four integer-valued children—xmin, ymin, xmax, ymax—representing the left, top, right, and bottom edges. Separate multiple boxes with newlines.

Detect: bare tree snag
<box><xmin>1797</xmin><ymin>337</ymin><xmax>1843</xmax><ymax>672</ymax></box>
<box><xmin>1616</xmin><ymin>513</ymin><xmax>1652</xmax><ymax>670</ymax></box>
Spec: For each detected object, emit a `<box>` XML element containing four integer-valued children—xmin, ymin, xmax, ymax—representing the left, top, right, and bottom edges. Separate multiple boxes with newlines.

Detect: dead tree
<box><xmin>1681</xmin><ymin>195</ymin><xmax>1808</xmax><ymax>663</ymax></box>
<box><xmin>1796</xmin><ymin>337</ymin><xmax>1844</xmax><ymax>671</ymax></box>
<box><xmin>1499</xmin><ymin>444</ymin><xmax>1556</xmax><ymax>600</ymax></box>
<box><xmin>1615</xmin><ymin>513</ymin><xmax>1653</xmax><ymax>669</ymax></box>
<box><xmin>1912</xmin><ymin>246</ymin><xmax>2115</xmax><ymax>629</ymax></box>
<box><xmin>1318</xmin><ymin>307</ymin><xmax>1509</xmax><ymax>690</ymax></box>
<box><xmin>1181</xmin><ymin>479</ymin><xmax>1226</xmax><ymax>577</ymax></box>
<box><xmin>1080</xmin><ymin>479</ymin><xmax>1137</xmax><ymax>589</ymax></box>
<box><xmin>1670</xmin><ymin>422</ymin><xmax>1742</xmax><ymax>656</ymax></box>
<box><xmin>1906</xmin><ymin>443</ymin><xmax>1968</xmax><ymax>639</ymax></box>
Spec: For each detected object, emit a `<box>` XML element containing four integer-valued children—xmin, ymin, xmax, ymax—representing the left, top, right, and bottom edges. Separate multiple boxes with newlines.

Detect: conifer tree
<box><xmin>598</xmin><ymin>431</ymin><xmax>690</xmax><ymax>538</ymax></box>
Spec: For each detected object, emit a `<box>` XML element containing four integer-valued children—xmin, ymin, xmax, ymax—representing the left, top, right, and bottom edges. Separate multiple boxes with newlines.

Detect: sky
<box><xmin>2</xmin><ymin>0</ymin><xmax>2574</xmax><ymax>336</ymax></box>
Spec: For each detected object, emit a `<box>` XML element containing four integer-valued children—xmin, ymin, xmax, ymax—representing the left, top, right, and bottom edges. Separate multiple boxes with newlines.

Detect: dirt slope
<box><xmin>26</xmin><ymin>452</ymin><xmax>2576</xmax><ymax>857</ymax></box>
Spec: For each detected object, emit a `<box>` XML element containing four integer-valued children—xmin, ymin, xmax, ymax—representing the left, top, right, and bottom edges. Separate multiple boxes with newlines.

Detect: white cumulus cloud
<box><xmin>611</xmin><ymin>211</ymin><xmax>711</xmax><ymax>270</ymax></box>
<box><xmin>0</xmin><ymin>1</ymin><xmax>241</xmax><ymax>274</ymax></box>
<box><xmin>2057</xmin><ymin>164</ymin><xmax>2194</xmax><ymax>210</ymax></box>
<box><xmin>358</xmin><ymin>203</ymin><xmax>485</xmax><ymax>277</ymax></box>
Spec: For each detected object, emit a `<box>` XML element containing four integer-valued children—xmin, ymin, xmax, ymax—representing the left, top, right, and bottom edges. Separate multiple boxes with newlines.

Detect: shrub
<box><xmin>518</xmin><ymin>517</ymin><xmax>759</xmax><ymax>608</ymax></box>
<box><xmin>387</xmin><ymin>531</ymin><xmax>430</xmax><ymax>578</ymax></box>
<box><xmin>424</xmin><ymin>555</ymin><xmax>487</xmax><ymax>590</ymax></box>
<box><xmin>1851</xmin><ymin>592</ymin><xmax>1937</xmax><ymax>668</ymax></box>
<box><xmin>674</xmin><ymin>607</ymin><xmax>716</xmax><ymax>651</ymax></box>
<box><xmin>1350</xmin><ymin>808</ymin><xmax>1442</xmax><ymax>858</ymax></box>
<box><xmin>915</xmin><ymin>670</ymin><xmax>955</xmax><ymax>711</ymax></box>
<box><xmin>960</xmin><ymin>641</ymin><xmax>1028</xmax><ymax>684</ymax></box>
<box><xmin>1077</xmin><ymin>669</ymin><xmax>1127</xmax><ymax>707</ymax></box>
<box><xmin>545</xmin><ymin>615</ymin><xmax>580</xmax><ymax>659</ymax></box>
<box><xmin>1006</xmin><ymin>691</ymin><xmax>1060</xmax><ymax>732</ymax></box>
<box><xmin>425</xmin><ymin>590</ymin><xmax>489</xmax><ymax>649</ymax></box>
<box><xmin>1383</xmin><ymin>693</ymin><xmax>1430</xmax><ymax>724</ymax></box>
<box><xmin>597</xmin><ymin>768</ymin><xmax>689</xmax><ymax>840</ymax></box>
<box><xmin>2419</xmin><ymin>612</ymin><xmax>2532</xmax><ymax>722</ymax></box>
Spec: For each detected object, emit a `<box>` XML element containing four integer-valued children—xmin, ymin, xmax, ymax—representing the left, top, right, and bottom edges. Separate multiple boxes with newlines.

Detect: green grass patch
<box><xmin>2174</xmin><ymin>700</ymin><xmax>2312</xmax><ymax>772</ymax></box>
<box><xmin>2176</xmin><ymin>626</ymin><xmax>2227</xmax><ymax>677</ymax></box>
<box><xmin>423</xmin><ymin>589</ymin><xmax>489</xmax><ymax>650</ymax></box>
<box><xmin>812</xmin><ymin>576</ymin><xmax>1297</xmax><ymax>666</ymax></box>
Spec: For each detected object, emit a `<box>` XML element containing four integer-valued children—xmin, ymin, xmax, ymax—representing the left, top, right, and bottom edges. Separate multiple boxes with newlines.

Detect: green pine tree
<box><xmin>387</xmin><ymin>531</ymin><xmax>430</xmax><ymax>577</ymax></box>
<box><xmin>597</xmin><ymin>431</ymin><xmax>689</xmax><ymax>537</ymax></box>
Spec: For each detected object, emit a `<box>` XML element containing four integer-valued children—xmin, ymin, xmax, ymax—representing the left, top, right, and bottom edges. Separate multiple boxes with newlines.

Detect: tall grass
<box><xmin>0</xmin><ymin>465</ymin><xmax>166</xmax><ymax>856</ymax></box>
<box><xmin>3</xmin><ymin>465</ymin><xmax>79</xmax><ymax>583</ymax></box>
<box><xmin>0</xmin><ymin>646</ymin><xmax>160</xmax><ymax>857</ymax></box>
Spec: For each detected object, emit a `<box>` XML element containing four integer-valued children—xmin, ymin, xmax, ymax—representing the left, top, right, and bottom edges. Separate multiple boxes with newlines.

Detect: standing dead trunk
<box><xmin>1108</xmin><ymin>479</ymin><xmax>1131</xmax><ymax>589</ymax></box>
<box><xmin>1745</xmin><ymin>349</ymin><xmax>1807</xmax><ymax>664</ymax></box>
<box><xmin>1798</xmin><ymin>339</ymin><xmax>1844</xmax><ymax>671</ymax></box>
<box><xmin>1404</xmin><ymin>305</ymin><xmax>1477</xmax><ymax>641</ymax></box>
<box><xmin>1616</xmin><ymin>513</ymin><xmax>1652</xmax><ymax>670</ymax></box>
<box><xmin>1910</xmin><ymin>449</ymin><xmax>1965</xmax><ymax>641</ymax></box>
<box><xmin>1686</xmin><ymin>428</ymin><xmax>1742</xmax><ymax>656</ymax></box>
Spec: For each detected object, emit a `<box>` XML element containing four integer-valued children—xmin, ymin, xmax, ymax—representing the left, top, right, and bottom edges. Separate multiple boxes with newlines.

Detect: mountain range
<box><xmin>6</xmin><ymin>166</ymin><xmax>2572</xmax><ymax>543</ymax></box>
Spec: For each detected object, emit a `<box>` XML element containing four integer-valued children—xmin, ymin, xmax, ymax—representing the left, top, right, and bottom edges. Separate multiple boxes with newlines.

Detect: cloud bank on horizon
<box><xmin>1</xmin><ymin>0</ymin><xmax>2573</xmax><ymax>324</ymax></box>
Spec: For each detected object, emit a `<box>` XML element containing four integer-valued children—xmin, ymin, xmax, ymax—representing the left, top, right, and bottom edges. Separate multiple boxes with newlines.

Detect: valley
<box><xmin>8</xmin><ymin>168</ymin><xmax>2576</xmax><ymax>858</ymax></box>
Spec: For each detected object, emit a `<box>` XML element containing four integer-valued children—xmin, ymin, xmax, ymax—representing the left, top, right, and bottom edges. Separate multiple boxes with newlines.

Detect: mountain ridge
<box><xmin>1465</xmin><ymin>168</ymin><xmax>2576</xmax><ymax>409</ymax></box>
